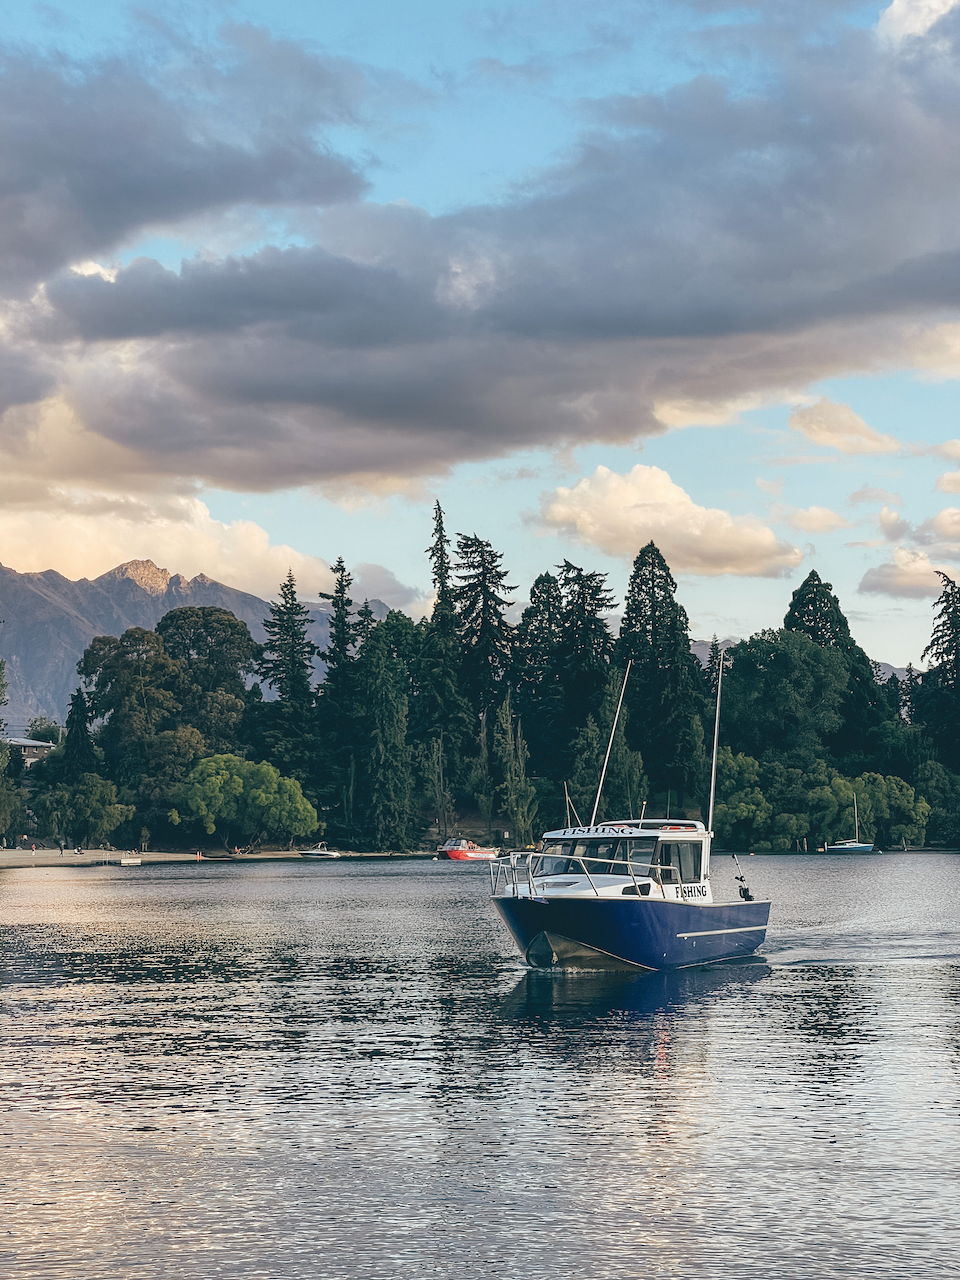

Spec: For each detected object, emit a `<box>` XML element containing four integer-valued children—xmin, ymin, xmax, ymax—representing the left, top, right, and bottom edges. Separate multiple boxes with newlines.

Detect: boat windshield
<box><xmin>654</xmin><ymin>840</ymin><xmax>703</xmax><ymax>883</ymax></box>
<box><xmin>536</xmin><ymin>837</ymin><xmax>657</xmax><ymax>877</ymax></box>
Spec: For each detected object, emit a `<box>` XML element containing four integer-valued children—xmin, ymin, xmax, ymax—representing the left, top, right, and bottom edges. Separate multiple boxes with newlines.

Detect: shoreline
<box><xmin>0</xmin><ymin>848</ymin><xmax>439</xmax><ymax>869</ymax></box>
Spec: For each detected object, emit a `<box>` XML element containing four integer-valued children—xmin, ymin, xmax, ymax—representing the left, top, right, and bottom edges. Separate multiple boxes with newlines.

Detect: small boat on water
<box><xmin>489</xmin><ymin>657</ymin><xmax>771</xmax><ymax>971</ymax></box>
<box><xmin>437</xmin><ymin>837</ymin><xmax>500</xmax><ymax>861</ymax></box>
<box><xmin>822</xmin><ymin>794</ymin><xmax>878</xmax><ymax>853</ymax></box>
<box><xmin>300</xmin><ymin>844</ymin><xmax>342</xmax><ymax>859</ymax></box>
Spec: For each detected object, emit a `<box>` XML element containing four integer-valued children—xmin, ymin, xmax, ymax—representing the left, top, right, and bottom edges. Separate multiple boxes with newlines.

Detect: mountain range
<box><xmin>0</xmin><ymin>559</ymin><xmax>386</xmax><ymax>731</ymax></box>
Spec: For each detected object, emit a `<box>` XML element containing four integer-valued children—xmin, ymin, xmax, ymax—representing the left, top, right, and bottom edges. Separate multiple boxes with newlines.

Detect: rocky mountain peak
<box><xmin>96</xmin><ymin>559</ymin><xmax>173</xmax><ymax>595</ymax></box>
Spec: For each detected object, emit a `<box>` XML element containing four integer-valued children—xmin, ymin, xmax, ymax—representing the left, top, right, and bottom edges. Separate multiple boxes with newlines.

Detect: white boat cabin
<box><xmin>492</xmin><ymin>818</ymin><xmax>714</xmax><ymax>903</ymax></box>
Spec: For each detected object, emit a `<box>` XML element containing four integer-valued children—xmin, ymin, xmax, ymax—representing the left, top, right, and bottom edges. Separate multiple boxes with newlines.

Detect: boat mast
<box><xmin>854</xmin><ymin>791</ymin><xmax>859</xmax><ymax>843</ymax></box>
<box><xmin>590</xmin><ymin>660</ymin><xmax>632</xmax><ymax>826</ymax></box>
<box><xmin>707</xmin><ymin>652</ymin><xmax>724</xmax><ymax>835</ymax></box>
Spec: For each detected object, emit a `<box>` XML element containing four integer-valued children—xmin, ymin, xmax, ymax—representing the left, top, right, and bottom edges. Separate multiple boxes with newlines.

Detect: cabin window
<box><xmin>656</xmin><ymin>841</ymin><xmax>702</xmax><ymax>883</ymax></box>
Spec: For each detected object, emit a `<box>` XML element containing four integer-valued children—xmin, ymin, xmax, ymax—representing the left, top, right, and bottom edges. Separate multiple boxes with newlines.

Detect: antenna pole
<box><xmin>590</xmin><ymin>660</ymin><xmax>631</xmax><ymax>827</ymax></box>
<box><xmin>707</xmin><ymin>654</ymin><xmax>724</xmax><ymax>835</ymax></box>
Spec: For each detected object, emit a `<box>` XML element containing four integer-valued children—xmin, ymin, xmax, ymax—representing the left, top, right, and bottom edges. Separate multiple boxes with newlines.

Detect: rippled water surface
<box><xmin>3</xmin><ymin>854</ymin><xmax>960</xmax><ymax>1279</ymax></box>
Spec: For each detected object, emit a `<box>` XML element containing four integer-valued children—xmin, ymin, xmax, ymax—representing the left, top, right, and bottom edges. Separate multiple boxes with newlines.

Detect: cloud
<box><xmin>937</xmin><ymin>468</ymin><xmax>960</xmax><ymax>492</ymax></box>
<box><xmin>879</xmin><ymin>506</ymin><xmax>912</xmax><ymax>541</ymax></box>
<box><xmin>878</xmin><ymin>0</ymin><xmax>960</xmax><ymax>43</ymax></box>
<box><xmin>756</xmin><ymin>477</ymin><xmax>784</xmax><ymax>496</ymax></box>
<box><xmin>788</xmin><ymin>400</ymin><xmax>900</xmax><ymax>455</ymax></box>
<box><xmin>849</xmin><ymin>484</ymin><xmax>905</xmax><ymax>506</ymax></box>
<box><xmin>786</xmin><ymin>506</ymin><xmax>851</xmax><ymax>533</ymax></box>
<box><xmin>8</xmin><ymin>12</ymin><xmax>960</xmax><ymax>500</ymax></box>
<box><xmin>859</xmin><ymin>547</ymin><xmax>959</xmax><ymax>597</ymax></box>
<box><xmin>351</xmin><ymin>562</ymin><xmax>425</xmax><ymax>609</ymax></box>
<box><xmin>538</xmin><ymin>464</ymin><xmax>803</xmax><ymax>576</ymax></box>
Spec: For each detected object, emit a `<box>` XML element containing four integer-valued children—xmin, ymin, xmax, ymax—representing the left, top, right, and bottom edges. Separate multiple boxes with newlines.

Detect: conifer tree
<box><xmin>258</xmin><ymin>571</ymin><xmax>319</xmax><ymax>708</ymax></box>
<box><xmin>411</xmin><ymin>504</ymin><xmax>473</xmax><ymax>797</ymax></box>
<box><xmin>921</xmin><ymin>571</ymin><xmax>960</xmax><ymax>770</ymax></box>
<box><xmin>555</xmin><ymin>560</ymin><xmax>616</xmax><ymax>737</ymax></box>
<box><xmin>616</xmin><ymin>542</ymin><xmax>705</xmax><ymax>798</ymax></box>
<box><xmin>62</xmin><ymin>690</ymin><xmax>99</xmax><ymax>782</ymax></box>
<box><xmin>251</xmin><ymin>571</ymin><xmax>320</xmax><ymax>790</ymax></box>
<box><xmin>453</xmin><ymin>533</ymin><xmax>515</xmax><ymax>715</ymax></box>
<box><xmin>512</xmin><ymin>571</ymin><xmax>565</xmax><ymax>774</ymax></box>
<box><xmin>705</xmin><ymin>636</ymin><xmax>723</xmax><ymax>697</ymax></box>
<box><xmin>356</xmin><ymin>616</ymin><xmax>413</xmax><ymax>850</ymax></box>
<box><xmin>493</xmin><ymin>694</ymin><xmax>537</xmax><ymax>846</ymax></box>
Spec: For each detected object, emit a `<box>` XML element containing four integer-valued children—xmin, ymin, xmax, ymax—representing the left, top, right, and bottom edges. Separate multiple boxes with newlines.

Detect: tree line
<box><xmin>1</xmin><ymin>501</ymin><xmax>958</xmax><ymax>851</ymax></box>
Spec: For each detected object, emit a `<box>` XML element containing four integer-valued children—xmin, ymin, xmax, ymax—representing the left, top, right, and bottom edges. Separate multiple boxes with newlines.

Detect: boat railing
<box><xmin>489</xmin><ymin>852</ymin><xmax>680</xmax><ymax>898</ymax></box>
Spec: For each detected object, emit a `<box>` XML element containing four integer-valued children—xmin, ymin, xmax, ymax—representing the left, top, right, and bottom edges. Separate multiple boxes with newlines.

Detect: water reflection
<box><xmin>3</xmin><ymin>860</ymin><xmax>960</xmax><ymax>1279</ymax></box>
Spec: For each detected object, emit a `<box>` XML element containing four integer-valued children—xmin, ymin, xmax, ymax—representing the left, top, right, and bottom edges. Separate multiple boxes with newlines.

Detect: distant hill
<box><xmin>0</xmin><ymin>559</ymin><xmax>386</xmax><ymax>729</ymax></box>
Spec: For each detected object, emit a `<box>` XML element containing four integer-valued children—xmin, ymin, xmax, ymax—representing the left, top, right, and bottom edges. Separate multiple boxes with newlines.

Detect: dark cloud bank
<box><xmin>7</xmin><ymin>8</ymin><xmax>960</xmax><ymax>488</ymax></box>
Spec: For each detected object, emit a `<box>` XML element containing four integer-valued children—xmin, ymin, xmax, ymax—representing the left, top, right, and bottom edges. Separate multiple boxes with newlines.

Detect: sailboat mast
<box><xmin>854</xmin><ymin>791</ymin><xmax>859</xmax><ymax>843</ymax></box>
<box><xmin>707</xmin><ymin>654</ymin><xmax>724</xmax><ymax>835</ymax></box>
<box><xmin>590</xmin><ymin>660</ymin><xmax>632</xmax><ymax>826</ymax></box>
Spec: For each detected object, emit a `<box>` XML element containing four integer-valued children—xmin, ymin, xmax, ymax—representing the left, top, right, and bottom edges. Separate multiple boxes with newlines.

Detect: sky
<box><xmin>2</xmin><ymin>0</ymin><xmax>960</xmax><ymax>663</ymax></box>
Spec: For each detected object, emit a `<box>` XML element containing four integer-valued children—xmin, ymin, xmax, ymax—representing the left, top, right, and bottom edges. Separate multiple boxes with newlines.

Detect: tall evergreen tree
<box><xmin>783</xmin><ymin>570</ymin><xmax>883</xmax><ymax>766</ymax></box>
<box><xmin>705</xmin><ymin>636</ymin><xmax>723</xmax><ymax>698</ymax></box>
<box><xmin>512</xmin><ymin>571</ymin><xmax>565</xmax><ymax>774</ymax></box>
<box><xmin>920</xmin><ymin>571</ymin><xmax>960</xmax><ymax>771</ymax></box>
<box><xmin>411</xmin><ymin>505</ymin><xmax>473</xmax><ymax>798</ymax></box>
<box><xmin>250</xmin><ymin>571</ymin><xmax>320</xmax><ymax>789</ymax></box>
<box><xmin>616</xmin><ymin>542</ymin><xmax>705</xmax><ymax>799</ymax></box>
<box><xmin>555</xmin><ymin>560</ymin><xmax>616</xmax><ymax>736</ymax></box>
<box><xmin>258</xmin><ymin>571</ymin><xmax>319</xmax><ymax>708</ymax></box>
<box><xmin>62</xmin><ymin>689</ymin><xmax>99</xmax><ymax>782</ymax></box>
<box><xmin>453</xmin><ymin>533</ymin><xmax>515</xmax><ymax>715</ymax></box>
<box><xmin>493</xmin><ymin>694</ymin><xmax>538</xmax><ymax>847</ymax></box>
<box><xmin>355</xmin><ymin>615</ymin><xmax>413</xmax><ymax>850</ymax></box>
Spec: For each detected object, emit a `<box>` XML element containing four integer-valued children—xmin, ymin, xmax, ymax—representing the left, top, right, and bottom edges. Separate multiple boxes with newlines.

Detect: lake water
<box><xmin>2</xmin><ymin>854</ymin><xmax>960</xmax><ymax>1279</ymax></box>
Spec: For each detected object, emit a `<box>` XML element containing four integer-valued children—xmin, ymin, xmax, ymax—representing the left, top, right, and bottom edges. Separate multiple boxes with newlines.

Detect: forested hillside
<box><xmin>2</xmin><ymin>502</ymin><xmax>958</xmax><ymax>852</ymax></box>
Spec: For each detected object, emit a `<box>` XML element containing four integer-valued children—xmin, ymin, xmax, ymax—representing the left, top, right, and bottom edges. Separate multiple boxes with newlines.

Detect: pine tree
<box><xmin>705</xmin><ymin>636</ymin><xmax>723</xmax><ymax>698</ymax></box>
<box><xmin>493</xmin><ymin>694</ymin><xmax>538</xmax><ymax>846</ymax></box>
<box><xmin>251</xmin><ymin>571</ymin><xmax>320</xmax><ymax>790</ymax></box>
<box><xmin>258</xmin><ymin>571</ymin><xmax>319</xmax><ymax>708</ymax></box>
<box><xmin>920</xmin><ymin>571</ymin><xmax>960</xmax><ymax>771</ymax></box>
<box><xmin>616</xmin><ymin>542</ymin><xmax>705</xmax><ymax>799</ymax></box>
<box><xmin>453</xmin><ymin>534</ymin><xmax>515</xmax><ymax>715</ymax></box>
<box><xmin>356</xmin><ymin>617</ymin><xmax>413</xmax><ymax>850</ymax></box>
<box><xmin>62</xmin><ymin>690</ymin><xmax>99</xmax><ymax>782</ymax></box>
<box><xmin>411</xmin><ymin>504</ymin><xmax>473</xmax><ymax>799</ymax></box>
<box><xmin>512</xmin><ymin>572</ymin><xmax>565</xmax><ymax>775</ymax></box>
<box><xmin>555</xmin><ymin>560</ymin><xmax>616</xmax><ymax>736</ymax></box>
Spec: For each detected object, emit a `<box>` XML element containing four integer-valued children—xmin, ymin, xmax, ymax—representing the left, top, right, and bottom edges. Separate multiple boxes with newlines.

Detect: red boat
<box><xmin>437</xmin><ymin>838</ymin><xmax>500</xmax><ymax>861</ymax></box>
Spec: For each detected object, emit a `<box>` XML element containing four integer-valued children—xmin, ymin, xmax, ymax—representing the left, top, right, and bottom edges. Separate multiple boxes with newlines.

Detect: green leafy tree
<box><xmin>616</xmin><ymin>542</ymin><xmax>705</xmax><ymax>799</ymax></box>
<box><xmin>453</xmin><ymin>533</ymin><xmax>515</xmax><ymax>715</ymax></box>
<box><xmin>724</xmin><ymin>629</ymin><xmax>848</xmax><ymax>766</ymax></box>
<box><xmin>27</xmin><ymin>717</ymin><xmax>63</xmax><ymax>744</ymax></box>
<box><xmin>493</xmin><ymin>694</ymin><xmax>538</xmax><ymax>846</ymax></box>
<box><xmin>79</xmin><ymin>628</ymin><xmax>187</xmax><ymax>788</ymax></box>
<box><xmin>171</xmin><ymin>754</ymin><xmax>317</xmax><ymax>847</ymax></box>
<box><xmin>783</xmin><ymin>570</ymin><xmax>884</xmax><ymax>767</ymax></box>
<box><xmin>35</xmin><ymin>775</ymin><xmax>134</xmax><ymax>848</ymax></box>
<box><xmin>157</xmin><ymin>607</ymin><xmax>258</xmax><ymax>752</ymax></box>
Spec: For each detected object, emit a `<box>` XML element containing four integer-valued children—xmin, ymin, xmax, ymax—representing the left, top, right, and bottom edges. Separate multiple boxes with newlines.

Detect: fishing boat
<box><xmin>823</xmin><ymin>794</ymin><xmax>877</xmax><ymax>853</ymax></box>
<box><xmin>438</xmin><ymin>837</ymin><xmax>500</xmax><ymax>861</ymax></box>
<box><xmin>489</xmin><ymin>658</ymin><xmax>771</xmax><ymax>971</ymax></box>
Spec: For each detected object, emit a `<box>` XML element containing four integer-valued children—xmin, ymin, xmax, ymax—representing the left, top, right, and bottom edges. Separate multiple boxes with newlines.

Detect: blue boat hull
<box><xmin>493</xmin><ymin>895</ymin><xmax>771</xmax><ymax>971</ymax></box>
